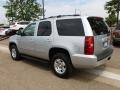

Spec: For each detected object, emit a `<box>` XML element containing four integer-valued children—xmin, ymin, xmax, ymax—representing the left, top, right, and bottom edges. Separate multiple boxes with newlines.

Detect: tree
<box><xmin>3</xmin><ymin>0</ymin><xmax>42</xmax><ymax>21</ymax></box>
<box><xmin>105</xmin><ymin>13</ymin><xmax>117</xmax><ymax>27</ymax></box>
<box><xmin>105</xmin><ymin>0</ymin><xmax>120</xmax><ymax>24</ymax></box>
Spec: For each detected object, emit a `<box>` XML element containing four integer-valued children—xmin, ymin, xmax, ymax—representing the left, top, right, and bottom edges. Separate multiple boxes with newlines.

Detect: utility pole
<box><xmin>117</xmin><ymin>1</ymin><xmax>120</xmax><ymax>24</ymax></box>
<box><xmin>42</xmin><ymin>0</ymin><xmax>45</xmax><ymax>19</ymax></box>
<box><xmin>75</xmin><ymin>9</ymin><xmax>77</xmax><ymax>15</ymax></box>
<box><xmin>11</xmin><ymin>3</ymin><xmax>13</xmax><ymax>22</ymax></box>
<box><xmin>75</xmin><ymin>8</ymin><xmax>81</xmax><ymax>15</ymax></box>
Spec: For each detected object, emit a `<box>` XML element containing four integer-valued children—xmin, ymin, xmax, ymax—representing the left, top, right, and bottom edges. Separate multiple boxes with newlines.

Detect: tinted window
<box><xmin>0</xmin><ymin>26</ymin><xmax>9</xmax><ymax>29</ymax></box>
<box><xmin>18</xmin><ymin>22</ymin><xmax>30</xmax><ymax>25</ymax></box>
<box><xmin>10</xmin><ymin>22</ymin><xmax>15</xmax><ymax>25</ymax></box>
<box><xmin>116</xmin><ymin>24</ymin><xmax>120</xmax><ymax>30</ymax></box>
<box><xmin>88</xmin><ymin>17</ymin><xmax>109</xmax><ymax>35</ymax></box>
<box><xmin>56</xmin><ymin>19</ymin><xmax>85</xmax><ymax>36</ymax></box>
<box><xmin>23</xmin><ymin>23</ymin><xmax>36</xmax><ymax>36</ymax></box>
<box><xmin>37</xmin><ymin>21</ymin><xmax>51</xmax><ymax>36</ymax></box>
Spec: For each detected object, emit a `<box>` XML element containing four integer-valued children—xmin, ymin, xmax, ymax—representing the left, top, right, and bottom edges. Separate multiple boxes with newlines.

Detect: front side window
<box><xmin>37</xmin><ymin>21</ymin><xmax>51</xmax><ymax>36</ymax></box>
<box><xmin>23</xmin><ymin>23</ymin><xmax>36</xmax><ymax>36</ymax></box>
<box><xmin>56</xmin><ymin>19</ymin><xmax>85</xmax><ymax>36</ymax></box>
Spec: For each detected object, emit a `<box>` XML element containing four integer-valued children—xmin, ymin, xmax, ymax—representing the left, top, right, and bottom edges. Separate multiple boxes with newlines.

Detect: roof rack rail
<box><xmin>40</xmin><ymin>14</ymin><xmax>80</xmax><ymax>20</ymax></box>
<box><xmin>49</xmin><ymin>14</ymin><xmax>80</xmax><ymax>18</ymax></box>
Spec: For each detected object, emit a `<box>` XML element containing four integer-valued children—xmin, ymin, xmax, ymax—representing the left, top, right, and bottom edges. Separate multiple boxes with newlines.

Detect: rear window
<box><xmin>88</xmin><ymin>17</ymin><xmax>109</xmax><ymax>35</ymax></box>
<box><xmin>56</xmin><ymin>19</ymin><xmax>85</xmax><ymax>36</ymax></box>
<box><xmin>17</xmin><ymin>22</ymin><xmax>30</xmax><ymax>25</ymax></box>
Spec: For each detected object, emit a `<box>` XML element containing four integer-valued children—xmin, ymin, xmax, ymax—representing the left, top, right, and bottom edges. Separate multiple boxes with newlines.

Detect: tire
<box><xmin>10</xmin><ymin>45</ymin><xmax>21</xmax><ymax>61</ymax></box>
<box><xmin>51</xmin><ymin>53</ymin><xmax>73</xmax><ymax>78</ymax></box>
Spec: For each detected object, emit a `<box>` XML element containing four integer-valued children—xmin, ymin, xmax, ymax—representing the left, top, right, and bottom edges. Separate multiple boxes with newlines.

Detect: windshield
<box><xmin>17</xmin><ymin>22</ymin><xmax>30</xmax><ymax>25</ymax></box>
<box><xmin>116</xmin><ymin>24</ymin><xmax>120</xmax><ymax>30</ymax></box>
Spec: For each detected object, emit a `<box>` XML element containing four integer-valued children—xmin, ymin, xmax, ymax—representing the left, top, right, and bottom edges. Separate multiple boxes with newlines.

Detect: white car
<box><xmin>10</xmin><ymin>21</ymin><xmax>30</xmax><ymax>30</ymax></box>
<box><xmin>0</xmin><ymin>26</ymin><xmax>10</xmax><ymax>36</ymax></box>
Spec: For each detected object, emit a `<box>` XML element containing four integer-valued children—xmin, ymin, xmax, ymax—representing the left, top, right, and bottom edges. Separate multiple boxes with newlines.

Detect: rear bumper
<box><xmin>71</xmin><ymin>53</ymin><xmax>112</xmax><ymax>69</ymax></box>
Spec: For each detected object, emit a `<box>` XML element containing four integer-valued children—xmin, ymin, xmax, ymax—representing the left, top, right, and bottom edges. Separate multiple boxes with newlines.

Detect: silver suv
<box><xmin>9</xmin><ymin>15</ymin><xmax>113</xmax><ymax>78</ymax></box>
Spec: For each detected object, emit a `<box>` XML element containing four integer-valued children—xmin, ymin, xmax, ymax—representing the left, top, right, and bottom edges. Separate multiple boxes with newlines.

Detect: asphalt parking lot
<box><xmin>0</xmin><ymin>38</ymin><xmax>120</xmax><ymax>90</ymax></box>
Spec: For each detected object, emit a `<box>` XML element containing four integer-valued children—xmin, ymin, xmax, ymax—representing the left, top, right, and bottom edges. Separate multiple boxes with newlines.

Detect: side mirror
<box><xmin>19</xmin><ymin>28</ymin><xmax>23</xmax><ymax>31</ymax></box>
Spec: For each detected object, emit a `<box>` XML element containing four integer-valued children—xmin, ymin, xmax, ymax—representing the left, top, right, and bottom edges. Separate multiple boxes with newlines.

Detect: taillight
<box><xmin>84</xmin><ymin>36</ymin><xmax>94</xmax><ymax>55</ymax></box>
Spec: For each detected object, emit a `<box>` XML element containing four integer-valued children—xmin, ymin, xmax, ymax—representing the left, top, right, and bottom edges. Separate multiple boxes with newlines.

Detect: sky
<box><xmin>0</xmin><ymin>0</ymin><xmax>110</xmax><ymax>24</ymax></box>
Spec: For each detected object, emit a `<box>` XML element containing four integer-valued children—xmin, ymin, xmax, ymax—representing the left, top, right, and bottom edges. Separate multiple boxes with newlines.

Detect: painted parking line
<box><xmin>86</xmin><ymin>69</ymin><xmax>120</xmax><ymax>81</ymax></box>
<box><xmin>0</xmin><ymin>45</ymin><xmax>120</xmax><ymax>81</ymax></box>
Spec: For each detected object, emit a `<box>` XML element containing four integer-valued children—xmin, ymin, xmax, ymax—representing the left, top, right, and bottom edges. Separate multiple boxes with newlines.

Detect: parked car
<box><xmin>112</xmin><ymin>24</ymin><xmax>120</xmax><ymax>45</ymax></box>
<box><xmin>9</xmin><ymin>15</ymin><xmax>113</xmax><ymax>78</ymax></box>
<box><xmin>0</xmin><ymin>26</ymin><xmax>10</xmax><ymax>36</ymax></box>
<box><xmin>10</xmin><ymin>21</ymin><xmax>30</xmax><ymax>31</ymax></box>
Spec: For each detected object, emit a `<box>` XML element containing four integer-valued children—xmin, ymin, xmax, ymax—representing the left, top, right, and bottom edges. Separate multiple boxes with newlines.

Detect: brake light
<box><xmin>84</xmin><ymin>36</ymin><xmax>94</xmax><ymax>55</ymax></box>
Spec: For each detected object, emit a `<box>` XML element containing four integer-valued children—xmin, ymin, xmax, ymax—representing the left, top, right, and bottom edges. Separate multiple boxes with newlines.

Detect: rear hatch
<box><xmin>88</xmin><ymin>17</ymin><xmax>113</xmax><ymax>61</ymax></box>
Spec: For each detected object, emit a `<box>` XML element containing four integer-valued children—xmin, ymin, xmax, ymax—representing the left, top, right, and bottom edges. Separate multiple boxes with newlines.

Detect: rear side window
<box><xmin>88</xmin><ymin>17</ymin><xmax>109</xmax><ymax>35</ymax></box>
<box><xmin>37</xmin><ymin>21</ymin><xmax>51</xmax><ymax>36</ymax></box>
<box><xmin>56</xmin><ymin>19</ymin><xmax>85</xmax><ymax>36</ymax></box>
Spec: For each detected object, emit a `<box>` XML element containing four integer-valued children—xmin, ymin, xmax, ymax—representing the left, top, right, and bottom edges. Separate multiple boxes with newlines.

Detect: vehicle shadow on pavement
<box><xmin>21</xmin><ymin>56</ymin><xmax>107</xmax><ymax>81</ymax></box>
<box><xmin>21</xmin><ymin>57</ymin><xmax>50</xmax><ymax>71</ymax></box>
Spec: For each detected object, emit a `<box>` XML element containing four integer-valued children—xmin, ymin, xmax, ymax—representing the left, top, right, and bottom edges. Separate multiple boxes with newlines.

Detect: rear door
<box><xmin>88</xmin><ymin>17</ymin><xmax>113</xmax><ymax>61</ymax></box>
<box><xmin>33</xmin><ymin>21</ymin><xmax>52</xmax><ymax>60</ymax></box>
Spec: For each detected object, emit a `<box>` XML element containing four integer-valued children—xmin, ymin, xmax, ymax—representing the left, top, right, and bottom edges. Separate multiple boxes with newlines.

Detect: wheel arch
<box><xmin>9</xmin><ymin>42</ymin><xmax>17</xmax><ymax>50</ymax></box>
<box><xmin>49</xmin><ymin>47</ymin><xmax>72</xmax><ymax>62</ymax></box>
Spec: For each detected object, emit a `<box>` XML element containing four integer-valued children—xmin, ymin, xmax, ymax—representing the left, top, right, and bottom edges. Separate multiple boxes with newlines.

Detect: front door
<box><xmin>18</xmin><ymin>23</ymin><xmax>36</xmax><ymax>56</ymax></box>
